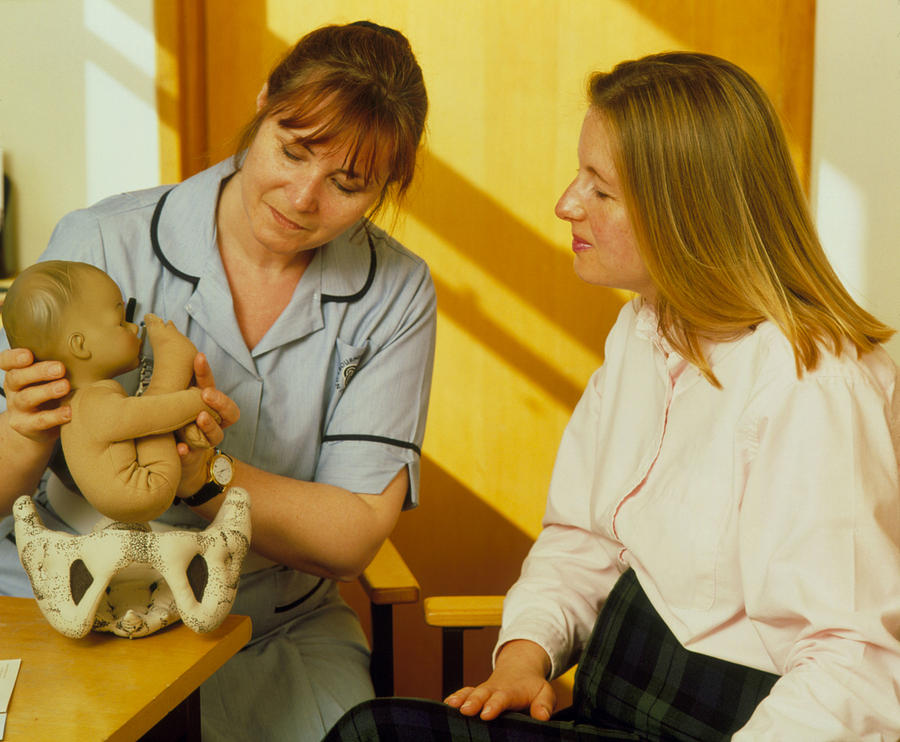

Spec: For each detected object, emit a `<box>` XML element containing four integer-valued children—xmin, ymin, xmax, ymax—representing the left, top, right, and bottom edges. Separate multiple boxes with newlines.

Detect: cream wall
<box><xmin>811</xmin><ymin>0</ymin><xmax>900</xmax><ymax>361</ymax></box>
<box><xmin>0</xmin><ymin>0</ymin><xmax>159</xmax><ymax>274</ymax></box>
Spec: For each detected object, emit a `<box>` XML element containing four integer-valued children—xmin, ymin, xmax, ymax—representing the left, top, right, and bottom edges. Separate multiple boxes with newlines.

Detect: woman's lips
<box><xmin>572</xmin><ymin>237</ymin><xmax>592</xmax><ymax>253</ymax></box>
<box><xmin>268</xmin><ymin>204</ymin><xmax>303</xmax><ymax>230</ymax></box>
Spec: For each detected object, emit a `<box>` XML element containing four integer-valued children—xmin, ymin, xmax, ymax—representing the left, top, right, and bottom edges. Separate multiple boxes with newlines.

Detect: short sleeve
<box><xmin>314</xmin><ymin>260</ymin><xmax>436</xmax><ymax>509</ymax></box>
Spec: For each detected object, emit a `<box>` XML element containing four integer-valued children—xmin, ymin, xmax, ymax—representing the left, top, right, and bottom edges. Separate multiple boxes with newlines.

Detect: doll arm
<box><xmin>75</xmin><ymin>382</ymin><xmax>215</xmax><ymax>443</ymax></box>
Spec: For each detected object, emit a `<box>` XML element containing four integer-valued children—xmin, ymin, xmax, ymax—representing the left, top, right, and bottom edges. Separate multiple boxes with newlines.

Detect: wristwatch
<box><xmin>180</xmin><ymin>449</ymin><xmax>234</xmax><ymax>507</ymax></box>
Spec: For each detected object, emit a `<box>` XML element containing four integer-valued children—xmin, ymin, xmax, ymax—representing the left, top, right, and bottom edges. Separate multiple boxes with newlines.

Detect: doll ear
<box><xmin>67</xmin><ymin>332</ymin><xmax>92</xmax><ymax>361</ymax></box>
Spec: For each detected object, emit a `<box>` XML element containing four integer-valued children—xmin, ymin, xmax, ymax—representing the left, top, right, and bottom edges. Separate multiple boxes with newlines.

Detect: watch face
<box><xmin>211</xmin><ymin>454</ymin><xmax>233</xmax><ymax>486</ymax></box>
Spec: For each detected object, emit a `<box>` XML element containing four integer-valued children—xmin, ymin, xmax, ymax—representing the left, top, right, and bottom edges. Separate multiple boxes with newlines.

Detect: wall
<box><xmin>0</xmin><ymin>0</ymin><xmax>159</xmax><ymax>274</ymax></box>
<box><xmin>810</xmin><ymin>0</ymin><xmax>900</xmax><ymax>360</ymax></box>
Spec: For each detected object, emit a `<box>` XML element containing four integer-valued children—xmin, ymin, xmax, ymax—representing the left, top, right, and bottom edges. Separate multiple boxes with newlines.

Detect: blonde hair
<box><xmin>589</xmin><ymin>52</ymin><xmax>892</xmax><ymax>386</ymax></box>
<box><xmin>2</xmin><ymin>261</ymin><xmax>103</xmax><ymax>360</ymax></box>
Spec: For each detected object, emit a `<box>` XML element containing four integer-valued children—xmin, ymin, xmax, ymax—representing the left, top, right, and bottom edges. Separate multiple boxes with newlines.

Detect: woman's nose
<box><xmin>555</xmin><ymin>182</ymin><xmax>584</xmax><ymax>222</ymax></box>
<box><xmin>289</xmin><ymin>178</ymin><xmax>320</xmax><ymax>212</ymax></box>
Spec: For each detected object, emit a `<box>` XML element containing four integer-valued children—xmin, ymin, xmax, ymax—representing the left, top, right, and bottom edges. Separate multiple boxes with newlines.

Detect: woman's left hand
<box><xmin>176</xmin><ymin>353</ymin><xmax>240</xmax><ymax>496</ymax></box>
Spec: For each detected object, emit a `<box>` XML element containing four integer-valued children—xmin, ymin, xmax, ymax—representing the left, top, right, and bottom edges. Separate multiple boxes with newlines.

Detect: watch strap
<box><xmin>180</xmin><ymin>480</ymin><xmax>225</xmax><ymax>507</ymax></box>
<box><xmin>179</xmin><ymin>448</ymin><xmax>232</xmax><ymax>507</ymax></box>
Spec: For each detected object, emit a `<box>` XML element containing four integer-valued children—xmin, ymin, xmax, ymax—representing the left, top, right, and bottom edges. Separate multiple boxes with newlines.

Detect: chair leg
<box><xmin>370</xmin><ymin>603</ymin><xmax>394</xmax><ymax>696</ymax></box>
<box><xmin>441</xmin><ymin>627</ymin><xmax>465</xmax><ymax>700</ymax></box>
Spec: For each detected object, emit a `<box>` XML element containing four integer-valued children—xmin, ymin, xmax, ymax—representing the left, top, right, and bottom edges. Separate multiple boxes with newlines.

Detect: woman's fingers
<box><xmin>201</xmin><ymin>387</ymin><xmax>239</xmax><ymax>429</ymax></box>
<box><xmin>5</xmin><ymin>358</ymin><xmax>65</xmax><ymax>392</ymax></box>
<box><xmin>443</xmin><ymin>686</ymin><xmax>476</xmax><ymax>708</ymax></box>
<box><xmin>528</xmin><ymin>683</ymin><xmax>556</xmax><ymax>721</ymax></box>
<box><xmin>193</xmin><ymin>352</ymin><xmax>239</xmax><ymax>430</ymax></box>
<box><xmin>2</xmin><ymin>353</ymin><xmax>71</xmax><ymax>440</ymax></box>
<box><xmin>193</xmin><ymin>352</ymin><xmax>215</xmax><ymax>389</ymax></box>
<box><xmin>446</xmin><ymin>685</ymin><xmax>514</xmax><ymax>720</ymax></box>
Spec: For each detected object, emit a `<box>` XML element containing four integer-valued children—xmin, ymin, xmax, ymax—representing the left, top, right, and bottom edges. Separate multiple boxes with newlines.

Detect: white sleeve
<box><xmin>495</xmin><ymin>367</ymin><xmax>625</xmax><ymax>678</ymax></box>
<box><xmin>735</xmin><ymin>371</ymin><xmax>900</xmax><ymax>739</ymax></box>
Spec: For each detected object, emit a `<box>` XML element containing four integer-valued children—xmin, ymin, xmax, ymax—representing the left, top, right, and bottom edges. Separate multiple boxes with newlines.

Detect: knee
<box><xmin>323</xmin><ymin>697</ymin><xmax>388</xmax><ymax>742</ymax></box>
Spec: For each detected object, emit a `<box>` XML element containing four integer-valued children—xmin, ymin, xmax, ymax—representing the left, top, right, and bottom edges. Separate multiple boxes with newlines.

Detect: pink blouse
<box><xmin>497</xmin><ymin>300</ymin><xmax>900</xmax><ymax>739</ymax></box>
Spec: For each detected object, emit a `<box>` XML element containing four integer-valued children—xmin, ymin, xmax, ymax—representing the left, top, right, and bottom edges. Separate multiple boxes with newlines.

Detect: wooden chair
<box><xmin>423</xmin><ymin>594</ymin><xmax>504</xmax><ymax>698</ymax></box>
<box><xmin>360</xmin><ymin>538</ymin><xmax>421</xmax><ymax>696</ymax></box>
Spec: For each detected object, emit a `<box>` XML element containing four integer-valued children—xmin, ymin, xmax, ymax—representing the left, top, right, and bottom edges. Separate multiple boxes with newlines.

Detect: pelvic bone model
<box><xmin>13</xmin><ymin>488</ymin><xmax>251</xmax><ymax>639</ymax></box>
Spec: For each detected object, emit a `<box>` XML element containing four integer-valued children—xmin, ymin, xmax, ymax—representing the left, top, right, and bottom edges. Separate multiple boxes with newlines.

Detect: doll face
<box><xmin>66</xmin><ymin>270</ymin><xmax>142</xmax><ymax>379</ymax></box>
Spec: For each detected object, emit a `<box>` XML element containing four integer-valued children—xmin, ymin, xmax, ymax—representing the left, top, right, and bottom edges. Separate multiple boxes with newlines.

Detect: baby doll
<box><xmin>2</xmin><ymin>260</ymin><xmax>215</xmax><ymax>522</ymax></box>
<box><xmin>4</xmin><ymin>261</ymin><xmax>251</xmax><ymax>639</ymax></box>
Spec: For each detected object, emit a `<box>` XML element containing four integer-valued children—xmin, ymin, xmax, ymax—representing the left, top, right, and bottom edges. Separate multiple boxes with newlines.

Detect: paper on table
<box><xmin>0</xmin><ymin>659</ymin><xmax>22</xmax><ymax>741</ymax></box>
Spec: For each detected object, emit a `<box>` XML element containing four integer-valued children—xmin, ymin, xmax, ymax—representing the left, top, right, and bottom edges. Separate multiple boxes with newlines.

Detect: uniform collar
<box><xmin>153</xmin><ymin>158</ymin><xmax>377</xmax><ymax>304</ymax></box>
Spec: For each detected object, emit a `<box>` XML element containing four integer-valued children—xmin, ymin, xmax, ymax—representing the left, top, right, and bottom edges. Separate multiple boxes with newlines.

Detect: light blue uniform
<box><xmin>0</xmin><ymin>159</ymin><xmax>436</xmax><ymax>740</ymax></box>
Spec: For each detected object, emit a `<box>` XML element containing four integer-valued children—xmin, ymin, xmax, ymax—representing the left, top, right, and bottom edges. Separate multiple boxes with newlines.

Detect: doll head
<box><xmin>3</xmin><ymin>261</ymin><xmax>142</xmax><ymax>387</ymax></box>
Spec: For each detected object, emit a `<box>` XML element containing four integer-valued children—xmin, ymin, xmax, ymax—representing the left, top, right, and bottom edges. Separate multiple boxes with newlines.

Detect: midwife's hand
<box><xmin>444</xmin><ymin>639</ymin><xmax>556</xmax><ymax>721</ymax></box>
<box><xmin>1</xmin><ymin>348</ymin><xmax>71</xmax><ymax>444</ymax></box>
<box><xmin>176</xmin><ymin>353</ymin><xmax>240</xmax><ymax>497</ymax></box>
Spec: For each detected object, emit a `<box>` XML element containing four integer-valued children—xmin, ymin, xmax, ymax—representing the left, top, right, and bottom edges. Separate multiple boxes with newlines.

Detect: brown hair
<box><xmin>2</xmin><ymin>261</ymin><xmax>103</xmax><ymax>360</ymax></box>
<box><xmin>588</xmin><ymin>52</ymin><xmax>893</xmax><ymax>386</ymax></box>
<box><xmin>234</xmin><ymin>21</ymin><xmax>428</xmax><ymax>221</ymax></box>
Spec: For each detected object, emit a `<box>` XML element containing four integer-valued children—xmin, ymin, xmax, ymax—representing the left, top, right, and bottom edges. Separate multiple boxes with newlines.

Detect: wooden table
<box><xmin>0</xmin><ymin>596</ymin><xmax>251</xmax><ymax>741</ymax></box>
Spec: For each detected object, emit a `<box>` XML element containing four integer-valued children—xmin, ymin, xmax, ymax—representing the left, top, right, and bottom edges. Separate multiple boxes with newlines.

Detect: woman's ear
<box><xmin>256</xmin><ymin>82</ymin><xmax>268</xmax><ymax>112</ymax></box>
<box><xmin>67</xmin><ymin>332</ymin><xmax>92</xmax><ymax>361</ymax></box>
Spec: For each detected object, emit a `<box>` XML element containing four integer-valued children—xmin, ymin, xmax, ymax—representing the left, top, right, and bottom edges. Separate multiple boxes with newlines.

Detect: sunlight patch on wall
<box><xmin>84</xmin><ymin>62</ymin><xmax>159</xmax><ymax>205</ymax></box>
<box><xmin>813</xmin><ymin>158</ymin><xmax>867</xmax><ymax>302</ymax></box>
<box><xmin>84</xmin><ymin>0</ymin><xmax>155</xmax><ymax>77</ymax></box>
<box><xmin>413</xmin><ymin>217</ymin><xmax>605</xmax><ymax>387</ymax></box>
<box><xmin>83</xmin><ymin>0</ymin><xmax>159</xmax><ymax>205</ymax></box>
<box><xmin>427</xmin><ymin>314</ymin><xmax>575</xmax><ymax>539</ymax></box>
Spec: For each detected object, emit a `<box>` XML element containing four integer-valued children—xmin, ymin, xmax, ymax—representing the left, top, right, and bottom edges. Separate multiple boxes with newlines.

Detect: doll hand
<box><xmin>143</xmin><ymin>314</ymin><xmax>199</xmax><ymax>360</ymax></box>
<box><xmin>1</xmin><ymin>348</ymin><xmax>71</xmax><ymax>444</ymax></box>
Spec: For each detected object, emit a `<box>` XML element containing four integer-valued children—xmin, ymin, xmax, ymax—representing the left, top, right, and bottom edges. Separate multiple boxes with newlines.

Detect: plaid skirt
<box><xmin>324</xmin><ymin>569</ymin><xmax>778</xmax><ymax>742</ymax></box>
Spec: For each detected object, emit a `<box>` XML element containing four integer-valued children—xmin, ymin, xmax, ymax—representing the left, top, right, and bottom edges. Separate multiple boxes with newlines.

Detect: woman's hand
<box><xmin>1</xmin><ymin>348</ymin><xmax>71</xmax><ymax>445</ymax></box>
<box><xmin>444</xmin><ymin>639</ymin><xmax>556</xmax><ymax>721</ymax></box>
<box><xmin>176</xmin><ymin>352</ymin><xmax>240</xmax><ymax>497</ymax></box>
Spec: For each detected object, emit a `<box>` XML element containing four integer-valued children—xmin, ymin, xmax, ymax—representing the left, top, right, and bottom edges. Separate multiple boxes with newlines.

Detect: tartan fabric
<box><xmin>323</xmin><ymin>569</ymin><xmax>778</xmax><ymax>742</ymax></box>
<box><xmin>571</xmin><ymin>569</ymin><xmax>779</xmax><ymax>741</ymax></box>
<box><xmin>322</xmin><ymin>697</ymin><xmax>640</xmax><ymax>741</ymax></box>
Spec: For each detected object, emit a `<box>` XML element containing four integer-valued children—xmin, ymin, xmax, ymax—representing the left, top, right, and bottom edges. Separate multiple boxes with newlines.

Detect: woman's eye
<box><xmin>281</xmin><ymin>145</ymin><xmax>302</xmax><ymax>162</ymax></box>
<box><xmin>333</xmin><ymin>179</ymin><xmax>360</xmax><ymax>195</ymax></box>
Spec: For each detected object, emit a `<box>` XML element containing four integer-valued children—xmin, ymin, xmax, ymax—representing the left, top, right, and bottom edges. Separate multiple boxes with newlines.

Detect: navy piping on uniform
<box><xmin>321</xmin><ymin>227</ymin><xmax>377</xmax><ymax>304</ymax></box>
<box><xmin>321</xmin><ymin>434</ymin><xmax>421</xmax><ymax>456</ymax></box>
<box><xmin>151</xmin><ymin>188</ymin><xmax>377</xmax><ymax>303</ymax></box>
<box><xmin>274</xmin><ymin>576</ymin><xmax>325</xmax><ymax>613</ymax></box>
<box><xmin>150</xmin><ymin>188</ymin><xmax>200</xmax><ymax>287</ymax></box>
